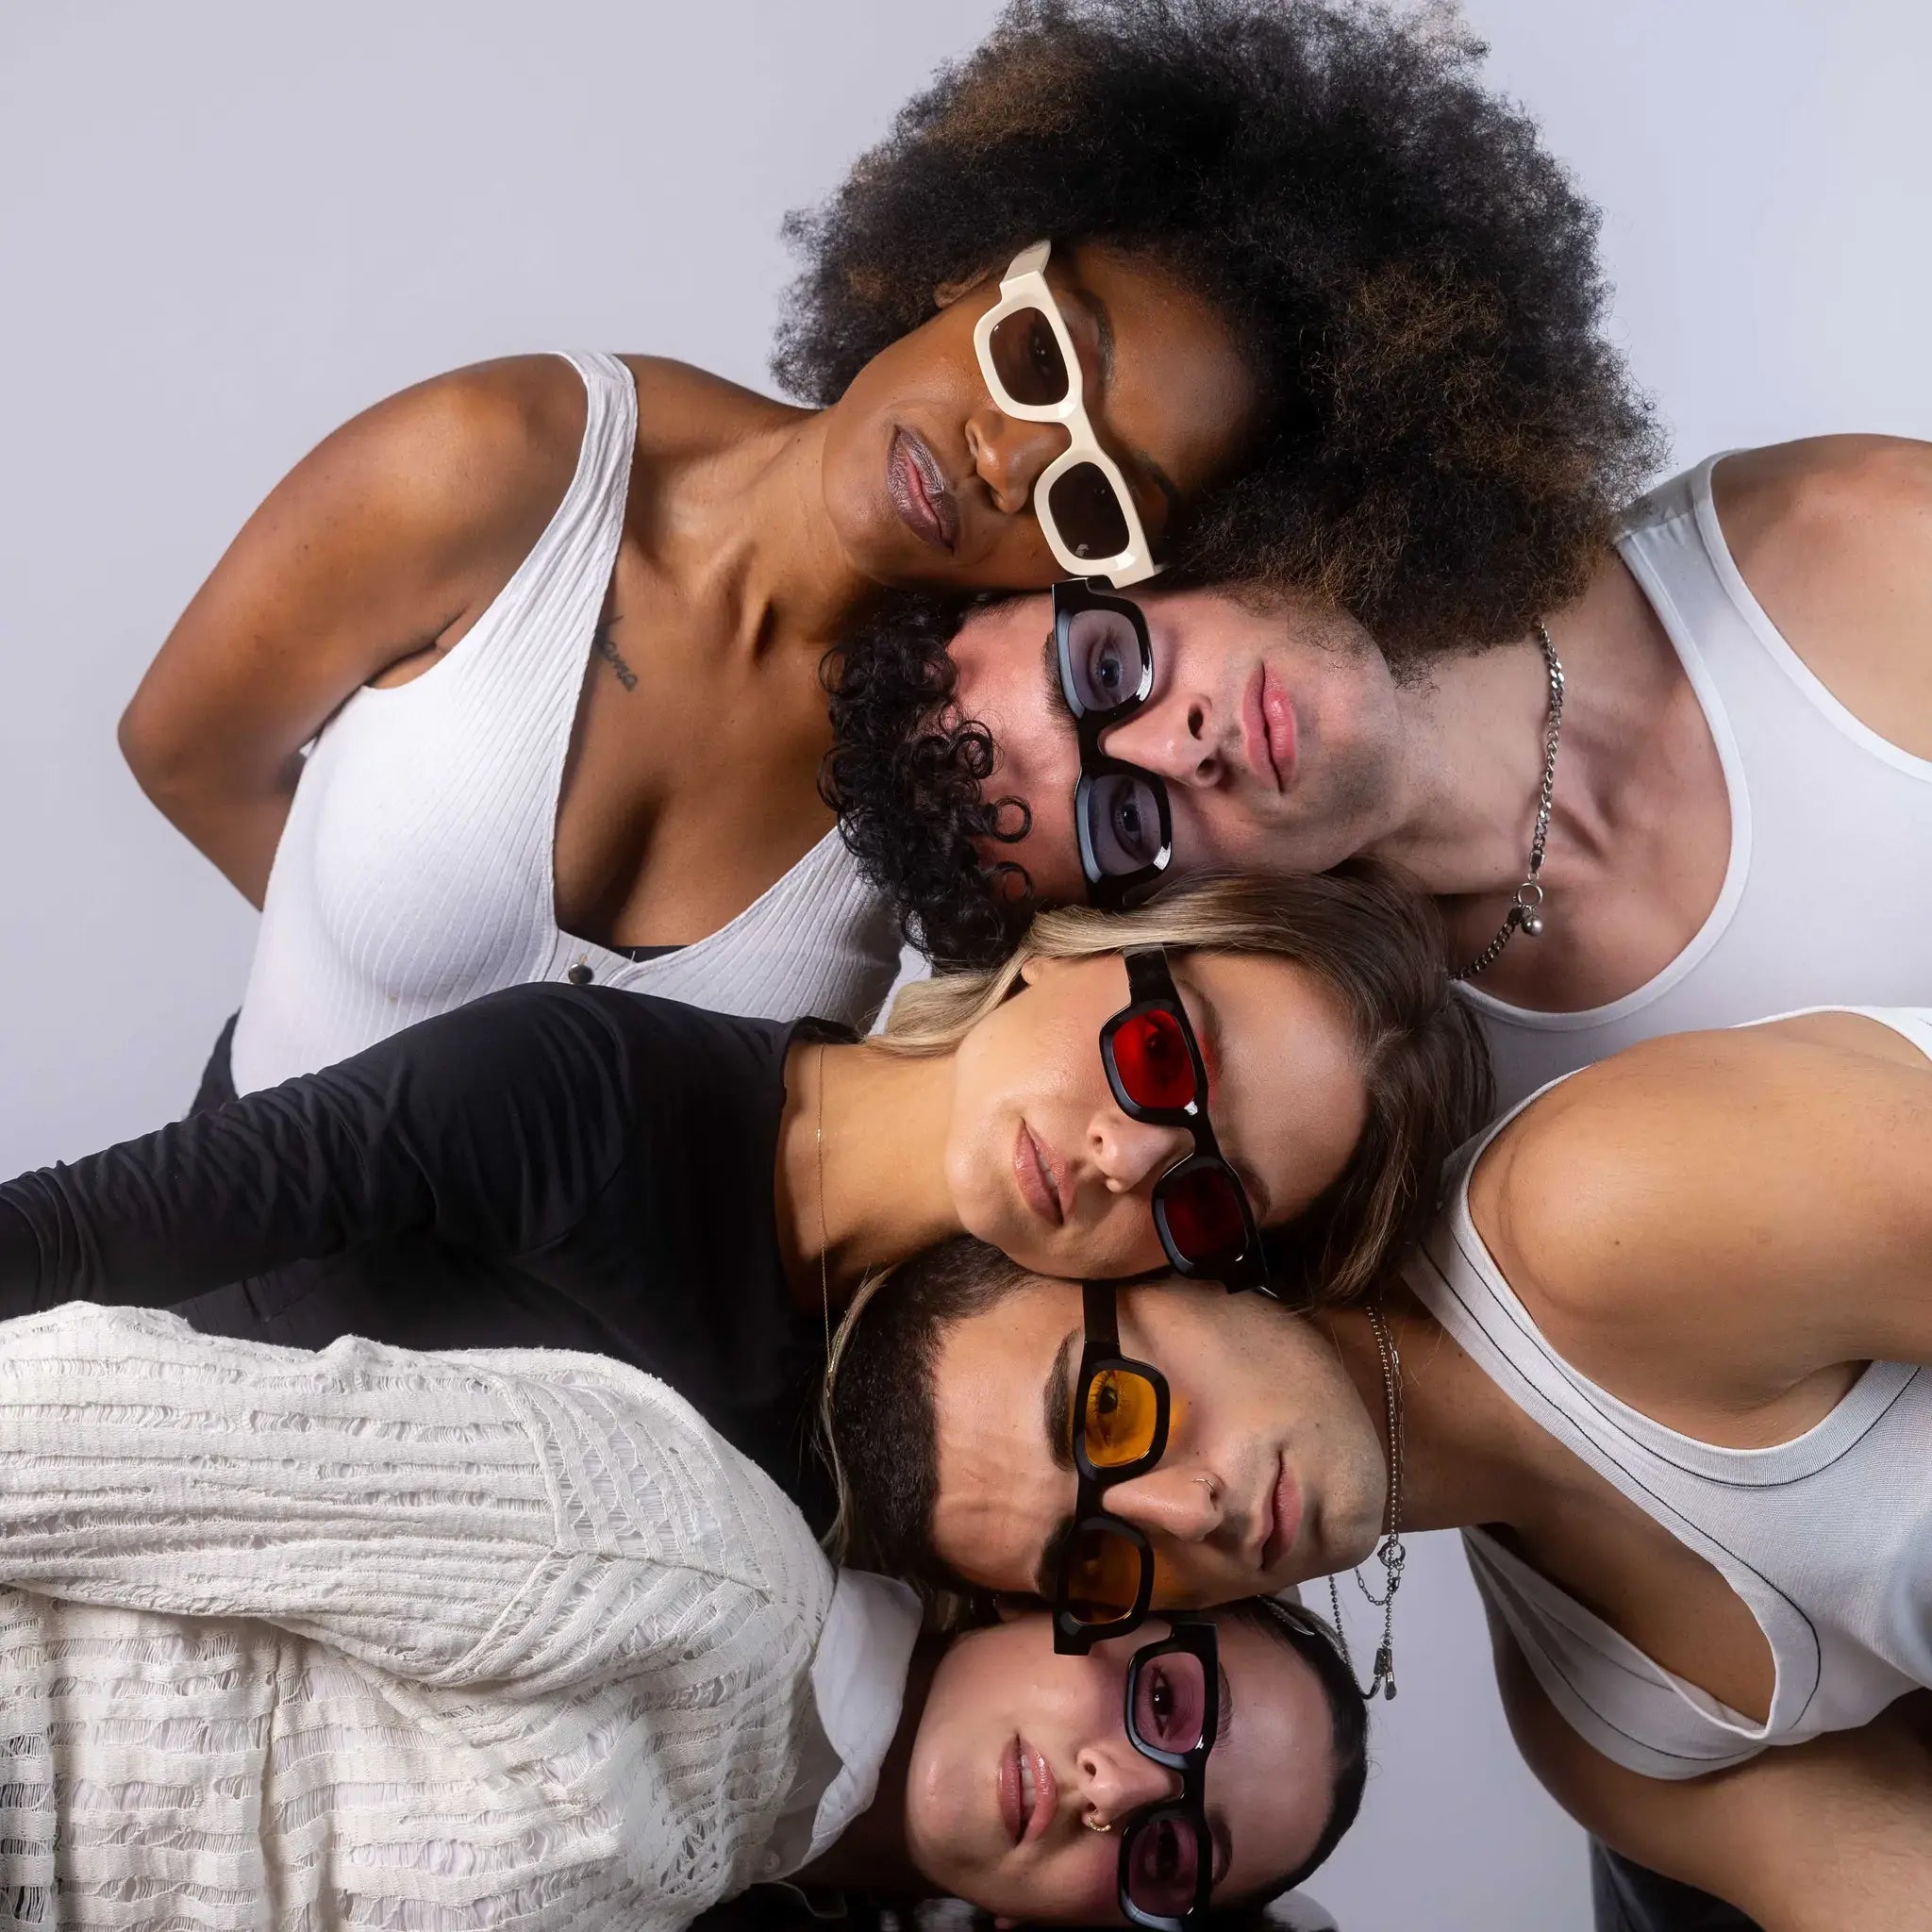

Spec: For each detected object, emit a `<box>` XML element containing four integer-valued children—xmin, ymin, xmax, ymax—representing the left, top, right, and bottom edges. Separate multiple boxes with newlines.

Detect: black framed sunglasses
<box><xmin>1115</xmin><ymin>1618</ymin><xmax>1224</xmax><ymax>1932</ymax></box>
<box><xmin>1102</xmin><ymin>946</ymin><xmax>1268</xmax><ymax>1293</ymax></box>
<box><xmin>1053</xmin><ymin>578</ymin><xmax>1174</xmax><ymax>908</ymax></box>
<box><xmin>1051</xmin><ymin>1281</ymin><xmax>1169</xmax><ymax>1654</ymax></box>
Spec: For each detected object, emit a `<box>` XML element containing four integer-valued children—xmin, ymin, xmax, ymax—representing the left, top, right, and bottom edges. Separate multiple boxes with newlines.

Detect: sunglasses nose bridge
<box><xmin>969</xmin><ymin>406</ymin><xmax>1072</xmax><ymax>515</ymax></box>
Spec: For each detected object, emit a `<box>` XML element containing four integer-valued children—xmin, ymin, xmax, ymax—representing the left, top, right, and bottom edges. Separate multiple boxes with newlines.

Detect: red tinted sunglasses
<box><xmin>1100</xmin><ymin>948</ymin><xmax>1268</xmax><ymax>1292</ymax></box>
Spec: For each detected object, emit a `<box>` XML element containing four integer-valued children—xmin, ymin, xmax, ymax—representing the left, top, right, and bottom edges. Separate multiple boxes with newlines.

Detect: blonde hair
<box><xmin>873</xmin><ymin>864</ymin><xmax>1491</xmax><ymax>1305</ymax></box>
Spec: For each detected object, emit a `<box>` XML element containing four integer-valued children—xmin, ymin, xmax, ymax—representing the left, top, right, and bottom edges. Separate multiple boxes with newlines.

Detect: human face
<box><xmin>946</xmin><ymin>584</ymin><xmax>1407</xmax><ymax>904</ymax></box>
<box><xmin>942</xmin><ymin>948</ymin><xmax>1369</xmax><ymax>1282</ymax></box>
<box><xmin>906</xmin><ymin>1607</ymin><xmax>1337</xmax><ymax>1924</ymax></box>
<box><xmin>816</xmin><ymin>244</ymin><xmax>1257</xmax><ymax>592</ymax></box>
<box><xmin>927</xmin><ymin>1274</ymin><xmax>1387</xmax><ymax>1604</ymax></box>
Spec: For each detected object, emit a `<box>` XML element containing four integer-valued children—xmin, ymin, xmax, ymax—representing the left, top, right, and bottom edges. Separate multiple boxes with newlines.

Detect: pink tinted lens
<box><xmin>1159</xmin><ymin>1165</ymin><xmax>1247</xmax><ymax>1263</ymax></box>
<box><xmin>1125</xmin><ymin>1812</ymin><xmax>1203</xmax><ymax>1918</ymax></box>
<box><xmin>1131</xmin><ymin>1652</ymin><xmax>1208</xmax><ymax>1754</ymax></box>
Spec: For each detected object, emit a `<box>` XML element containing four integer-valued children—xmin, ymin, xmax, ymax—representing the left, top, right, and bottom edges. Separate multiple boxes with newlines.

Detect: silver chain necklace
<box><xmin>1328</xmin><ymin>1305</ymin><xmax>1406</xmax><ymax>1701</ymax></box>
<box><xmin>1457</xmin><ymin>621</ymin><xmax>1565</xmax><ymax>980</ymax></box>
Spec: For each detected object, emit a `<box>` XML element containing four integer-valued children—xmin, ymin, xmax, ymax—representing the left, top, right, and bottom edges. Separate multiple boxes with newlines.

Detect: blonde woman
<box><xmin>0</xmin><ymin>868</ymin><xmax>1487</xmax><ymax>1518</ymax></box>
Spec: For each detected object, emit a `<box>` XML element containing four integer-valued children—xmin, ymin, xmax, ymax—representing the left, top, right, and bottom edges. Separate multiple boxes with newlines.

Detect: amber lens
<box><xmin>1045</xmin><ymin>460</ymin><xmax>1133</xmax><ymax>563</ymax></box>
<box><xmin>989</xmin><ymin>305</ymin><xmax>1071</xmax><ymax>406</ymax></box>
<box><xmin>1158</xmin><ymin>1164</ymin><xmax>1249</xmax><ymax>1265</ymax></box>
<box><xmin>1062</xmin><ymin>1518</ymin><xmax>1149</xmax><ymax>1624</ymax></box>
<box><xmin>1082</xmin><ymin>1366</ymin><xmax>1161</xmax><ymax>1469</ymax></box>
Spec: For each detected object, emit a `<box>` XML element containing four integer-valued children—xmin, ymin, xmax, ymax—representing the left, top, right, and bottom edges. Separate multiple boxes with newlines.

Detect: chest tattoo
<box><xmin>593</xmin><ymin>618</ymin><xmax>639</xmax><ymax>693</ymax></box>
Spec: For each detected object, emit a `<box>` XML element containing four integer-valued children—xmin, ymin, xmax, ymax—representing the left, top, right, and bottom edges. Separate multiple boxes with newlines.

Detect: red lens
<box><xmin>1110</xmin><ymin>1008</ymin><xmax>1198</xmax><ymax>1112</ymax></box>
<box><xmin>1159</xmin><ymin>1165</ymin><xmax>1247</xmax><ymax>1263</ymax></box>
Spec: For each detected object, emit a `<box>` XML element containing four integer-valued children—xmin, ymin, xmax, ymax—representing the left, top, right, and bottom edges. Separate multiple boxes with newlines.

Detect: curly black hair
<box><xmin>778</xmin><ymin>0</ymin><xmax>1662</xmax><ymax>654</ymax></box>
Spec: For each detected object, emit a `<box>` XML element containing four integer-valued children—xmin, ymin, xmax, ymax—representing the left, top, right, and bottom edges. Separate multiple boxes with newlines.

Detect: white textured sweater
<box><xmin>0</xmin><ymin>1305</ymin><xmax>849</xmax><ymax>1930</ymax></box>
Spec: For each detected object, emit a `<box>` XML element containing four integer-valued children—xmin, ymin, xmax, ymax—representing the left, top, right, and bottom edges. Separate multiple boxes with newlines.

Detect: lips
<box><xmin>887</xmin><ymin>427</ymin><xmax>958</xmax><ymax>553</ymax></box>
<box><xmin>998</xmin><ymin>1735</ymin><xmax>1060</xmax><ymax>1846</ymax></box>
<box><xmin>1259</xmin><ymin>1458</ymin><xmax>1305</xmax><ymax>1574</ymax></box>
<box><xmin>1240</xmin><ymin>665</ymin><xmax>1299</xmax><ymax>793</ymax></box>
<box><xmin>1013</xmin><ymin>1121</ymin><xmax>1068</xmax><ymax>1227</ymax></box>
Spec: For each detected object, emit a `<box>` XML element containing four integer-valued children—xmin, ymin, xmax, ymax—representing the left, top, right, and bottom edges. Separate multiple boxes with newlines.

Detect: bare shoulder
<box><xmin>618</xmin><ymin>354</ymin><xmax>802</xmax><ymax>457</ymax></box>
<box><xmin>1474</xmin><ymin>1019</ymin><xmax>1932</xmax><ymax>1379</ymax></box>
<box><xmin>1710</xmin><ymin>435</ymin><xmax>1932</xmax><ymax>754</ymax></box>
<box><xmin>295</xmin><ymin>355</ymin><xmax>590</xmax><ymax>564</ymax></box>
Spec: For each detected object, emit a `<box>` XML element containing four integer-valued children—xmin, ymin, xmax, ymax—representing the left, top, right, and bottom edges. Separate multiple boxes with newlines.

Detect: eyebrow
<box><xmin>1041</xmin><ymin>628</ymin><xmax>1077</xmax><ymax>728</ymax></box>
<box><xmin>1183</xmin><ymin>978</ymin><xmax>1274</xmax><ymax>1223</ymax></box>
<box><xmin>1209</xmin><ymin>1659</ymin><xmax>1236</xmax><ymax>1889</ymax></box>
<box><xmin>1079</xmin><ymin>286</ymin><xmax>1185</xmax><ymax>535</ymax></box>
<box><xmin>1032</xmin><ymin>1326</ymin><xmax>1082</xmax><ymax>1597</ymax></box>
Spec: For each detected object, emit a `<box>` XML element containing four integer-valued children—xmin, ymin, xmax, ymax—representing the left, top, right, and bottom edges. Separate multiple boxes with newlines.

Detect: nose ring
<box><xmin>1085</xmin><ymin>1813</ymin><xmax>1113</xmax><ymax>1834</ymax></box>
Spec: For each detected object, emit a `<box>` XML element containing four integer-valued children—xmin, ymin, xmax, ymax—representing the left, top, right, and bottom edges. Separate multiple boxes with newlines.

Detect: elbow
<box><xmin>118</xmin><ymin>685</ymin><xmax>188</xmax><ymax>800</ymax></box>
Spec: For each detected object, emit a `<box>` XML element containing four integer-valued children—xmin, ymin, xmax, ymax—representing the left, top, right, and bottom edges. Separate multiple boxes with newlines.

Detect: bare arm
<box><xmin>1714</xmin><ymin>435</ymin><xmax>1932</xmax><ymax>759</ymax></box>
<box><xmin>1483</xmin><ymin>1019</ymin><xmax>1932</xmax><ymax>1395</ymax></box>
<box><xmin>120</xmin><ymin>358</ymin><xmax>583</xmax><ymax>904</ymax></box>
<box><xmin>1491</xmin><ymin>1628</ymin><xmax>1932</xmax><ymax>1931</ymax></box>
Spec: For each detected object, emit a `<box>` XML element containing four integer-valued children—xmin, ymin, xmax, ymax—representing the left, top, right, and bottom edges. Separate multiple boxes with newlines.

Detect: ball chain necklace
<box><xmin>1328</xmin><ymin>1305</ymin><xmax>1407</xmax><ymax>1701</ymax></box>
<box><xmin>1457</xmin><ymin>621</ymin><xmax>1565</xmax><ymax>980</ymax></box>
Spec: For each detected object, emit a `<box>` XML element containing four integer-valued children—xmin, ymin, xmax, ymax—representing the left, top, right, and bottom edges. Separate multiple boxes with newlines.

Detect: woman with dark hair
<box><xmin>0</xmin><ymin>870</ymin><xmax>1488</xmax><ymax>1521</ymax></box>
<box><xmin>119</xmin><ymin>0</ymin><xmax>1654</xmax><ymax>1091</ymax></box>
<box><xmin>0</xmin><ymin>1299</ymin><xmax>1367</xmax><ymax>1928</ymax></box>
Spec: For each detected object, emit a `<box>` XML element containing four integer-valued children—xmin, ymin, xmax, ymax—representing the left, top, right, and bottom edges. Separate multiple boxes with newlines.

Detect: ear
<box><xmin>935</xmin><ymin>264</ymin><xmax>993</xmax><ymax>309</ymax></box>
<box><xmin>1016</xmin><ymin>951</ymin><xmax>1077</xmax><ymax>991</ymax></box>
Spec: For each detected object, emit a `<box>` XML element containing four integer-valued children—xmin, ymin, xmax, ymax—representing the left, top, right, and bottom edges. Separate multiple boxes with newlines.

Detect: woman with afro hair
<box><xmin>121</xmin><ymin>0</ymin><xmax>1653</xmax><ymax>1099</ymax></box>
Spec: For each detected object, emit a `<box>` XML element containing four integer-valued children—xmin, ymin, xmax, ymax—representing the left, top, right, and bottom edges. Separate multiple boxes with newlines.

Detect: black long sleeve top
<box><xmin>0</xmin><ymin>984</ymin><xmax>845</xmax><ymax>1522</ymax></box>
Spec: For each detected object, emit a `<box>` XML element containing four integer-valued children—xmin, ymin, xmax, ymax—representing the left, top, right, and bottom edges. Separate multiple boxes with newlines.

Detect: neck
<box><xmin>793</xmin><ymin>1639</ymin><xmax>943</xmax><ymax>1891</ymax></box>
<box><xmin>775</xmin><ymin>1041</ymin><xmax>966</xmax><ymax>1307</ymax></box>
<box><xmin>664</xmin><ymin>404</ymin><xmax>883</xmax><ymax>653</ymax></box>
<box><xmin>1312</xmin><ymin>1292</ymin><xmax>1542</xmax><ymax>1537</ymax></box>
<box><xmin>1366</xmin><ymin>549</ymin><xmax>1686</xmax><ymax>904</ymax></box>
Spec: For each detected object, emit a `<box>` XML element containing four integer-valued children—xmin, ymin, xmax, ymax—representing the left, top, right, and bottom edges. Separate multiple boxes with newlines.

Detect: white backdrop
<box><xmin>2</xmin><ymin>3</ymin><xmax>1927</xmax><ymax>1924</ymax></box>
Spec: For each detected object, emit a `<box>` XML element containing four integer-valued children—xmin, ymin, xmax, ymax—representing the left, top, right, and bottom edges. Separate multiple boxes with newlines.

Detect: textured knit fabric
<box><xmin>1460</xmin><ymin>455</ymin><xmax>1932</xmax><ymax>1108</ymax></box>
<box><xmin>226</xmin><ymin>350</ymin><xmax>901</xmax><ymax>1097</ymax></box>
<box><xmin>0</xmin><ymin>1303</ymin><xmax>874</xmax><ymax>1930</ymax></box>
<box><xmin>1408</xmin><ymin>1008</ymin><xmax>1932</xmax><ymax>1780</ymax></box>
<box><xmin>0</xmin><ymin>985</ymin><xmax>846</xmax><ymax>1524</ymax></box>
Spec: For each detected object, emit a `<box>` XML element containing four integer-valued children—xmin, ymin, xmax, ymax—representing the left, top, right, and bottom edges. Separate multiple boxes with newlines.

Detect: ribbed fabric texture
<box><xmin>1460</xmin><ymin>454</ymin><xmax>1932</xmax><ymax>1109</ymax></box>
<box><xmin>1409</xmin><ymin>1008</ymin><xmax>1932</xmax><ymax>1781</ymax></box>
<box><xmin>0</xmin><ymin>1305</ymin><xmax>836</xmax><ymax>1929</ymax></box>
<box><xmin>227</xmin><ymin>351</ymin><xmax>901</xmax><ymax>1097</ymax></box>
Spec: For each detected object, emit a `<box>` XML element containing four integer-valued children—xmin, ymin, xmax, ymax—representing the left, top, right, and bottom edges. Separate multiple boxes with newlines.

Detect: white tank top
<box><xmin>228</xmin><ymin>353</ymin><xmax>902</xmax><ymax>1095</ymax></box>
<box><xmin>1407</xmin><ymin>1006</ymin><xmax>1932</xmax><ymax>1780</ymax></box>
<box><xmin>1460</xmin><ymin>456</ymin><xmax>1932</xmax><ymax>1109</ymax></box>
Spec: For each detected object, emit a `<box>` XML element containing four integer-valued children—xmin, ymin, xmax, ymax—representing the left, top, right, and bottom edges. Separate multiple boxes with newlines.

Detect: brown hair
<box><xmin>873</xmin><ymin>862</ymin><xmax>1491</xmax><ymax>1305</ymax></box>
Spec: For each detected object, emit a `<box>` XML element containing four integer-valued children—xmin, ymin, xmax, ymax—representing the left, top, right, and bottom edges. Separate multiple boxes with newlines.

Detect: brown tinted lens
<box><xmin>1063</xmin><ymin>1520</ymin><xmax>1148</xmax><ymax>1624</ymax></box>
<box><xmin>1045</xmin><ymin>460</ymin><xmax>1132</xmax><ymax>562</ymax></box>
<box><xmin>989</xmin><ymin>306</ymin><xmax>1070</xmax><ymax>407</ymax></box>
<box><xmin>1159</xmin><ymin>1164</ymin><xmax>1249</xmax><ymax>1265</ymax></box>
<box><xmin>1082</xmin><ymin>1367</ymin><xmax>1161</xmax><ymax>1469</ymax></box>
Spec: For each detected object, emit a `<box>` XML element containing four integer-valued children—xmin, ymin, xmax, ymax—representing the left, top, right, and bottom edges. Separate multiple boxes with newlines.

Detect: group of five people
<box><xmin>3</xmin><ymin>4</ymin><xmax>1927</xmax><ymax>1929</ymax></box>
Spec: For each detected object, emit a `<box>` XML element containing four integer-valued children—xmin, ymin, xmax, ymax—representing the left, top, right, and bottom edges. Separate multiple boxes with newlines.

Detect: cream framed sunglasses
<box><xmin>972</xmin><ymin>241</ymin><xmax>1166</xmax><ymax>588</ymax></box>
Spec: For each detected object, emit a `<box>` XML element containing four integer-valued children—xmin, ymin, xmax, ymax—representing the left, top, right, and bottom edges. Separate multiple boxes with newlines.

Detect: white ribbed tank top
<box><xmin>228</xmin><ymin>353</ymin><xmax>901</xmax><ymax>1094</ymax></box>
<box><xmin>1407</xmin><ymin>1007</ymin><xmax>1932</xmax><ymax>1780</ymax></box>
<box><xmin>1460</xmin><ymin>456</ymin><xmax>1932</xmax><ymax>1109</ymax></box>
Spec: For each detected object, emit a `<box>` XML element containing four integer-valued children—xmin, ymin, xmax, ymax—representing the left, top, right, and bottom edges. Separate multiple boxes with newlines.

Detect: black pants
<box><xmin>1592</xmin><ymin>1841</ymin><xmax>1762</xmax><ymax>1932</ymax></box>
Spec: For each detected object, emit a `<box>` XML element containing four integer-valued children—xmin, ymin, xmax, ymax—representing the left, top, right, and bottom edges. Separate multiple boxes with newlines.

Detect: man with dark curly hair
<box><xmin>824</xmin><ymin>451</ymin><xmax>1932</xmax><ymax>1932</ymax></box>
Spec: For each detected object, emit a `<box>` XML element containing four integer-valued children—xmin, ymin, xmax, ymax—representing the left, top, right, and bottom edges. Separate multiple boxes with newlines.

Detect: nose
<box><xmin>1076</xmin><ymin>1736</ymin><xmax>1183</xmax><ymax>1831</ymax></box>
<box><xmin>1104</xmin><ymin>1464</ymin><xmax>1230</xmax><ymax>1546</ymax></box>
<box><xmin>1100</xmin><ymin>695</ymin><xmax>1224</xmax><ymax>791</ymax></box>
<box><xmin>1089</xmin><ymin>1108</ymin><xmax>1192</xmax><ymax>1195</ymax></box>
<box><xmin>965</xmin><ymin>405</ymin><xmax>1071</xmax><ymax>519</ymax></box>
